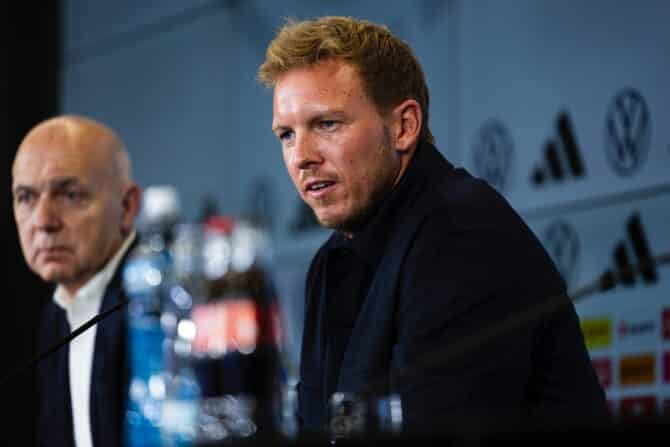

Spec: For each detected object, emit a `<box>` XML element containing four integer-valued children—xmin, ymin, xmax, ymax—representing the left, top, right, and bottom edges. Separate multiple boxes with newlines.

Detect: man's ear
<box><xmin>121</xmin><ymin>184</ymin><xmax>141</xmax><ymax>235</ymax></box>
<box><xmin>389</xmin><ymin>98</ymin><xmax>422</xmax><ymax>153</ymax></box>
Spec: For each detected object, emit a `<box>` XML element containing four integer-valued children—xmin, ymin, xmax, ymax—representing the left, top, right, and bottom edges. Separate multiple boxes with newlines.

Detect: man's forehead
<box><xmin>274</xmin><ymin>61</ymin><xmax>361</xmax><ymax>95</ymax></box>
<box><xmin>17</xmin><ymin>119</ymin><xmax>115</xmax><ymax>164</ymax></box>
<box><xmin>17</xmin><ymin>138</ymin><xmax>89</xmax><ymax>165</ymax></box>
<box><xmin>13</xmin><ymin>138</ymin><xmax>106</xmax><ymax>186</ymax></box>
<box><xmin>272</xmin><ymin>63</ymin><xmax>365</xmax><ymax>123</ymax></box>
<box><xmin>12</xmin><ymin>152</ymin><xmax>89</xmax><ymax>189</ymax></box>
<box><xmin>19</xmin><ymin>116</ymin><xmax>118</xmax><ymax>161</ymax></box>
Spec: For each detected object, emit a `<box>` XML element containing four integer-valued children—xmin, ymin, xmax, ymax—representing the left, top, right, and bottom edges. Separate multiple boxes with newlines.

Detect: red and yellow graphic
<box><xmin>619</xmin><ymin>353</ymin><xmax>655</xmax><ymax>387</ymax></box>
<box><xmin>581</xmin><ymin>316</ymin><xmax>612</xmax><ymax>350</ymax></box>
<box><xmin>591</xmin><ymin>357</ymin><xmax>612</xmax><ymax>388</ymax></box>
<box><xmin>619</xmin><ymin>395</ymin><xmax>658</xmax><ymax>419</ymax></box>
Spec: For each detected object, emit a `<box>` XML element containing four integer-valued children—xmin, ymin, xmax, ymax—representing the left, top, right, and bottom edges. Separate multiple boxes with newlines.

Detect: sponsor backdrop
<box><xmin>59</xmin><ymin>0</ymin><xmax>669</xmax><ymax>415</ymax></box>
<box><xmin>527</xmin><ymin>195</ymin><xmax>669</xmax><ymax>416</ymax></box>
<box><xmin>459</xmin><ymin>2</ymin><xmax>669</xmax><ymax>417</ymax></box>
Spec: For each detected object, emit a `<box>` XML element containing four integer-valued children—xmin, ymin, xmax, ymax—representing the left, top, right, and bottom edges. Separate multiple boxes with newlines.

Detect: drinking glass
<box><xmin>328</xmin><ymin>392</ymin><xmax>402</xmax><ymax>442</ymax></box>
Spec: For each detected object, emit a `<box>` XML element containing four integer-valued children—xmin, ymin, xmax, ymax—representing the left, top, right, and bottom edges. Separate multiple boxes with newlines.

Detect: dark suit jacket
<box><xmin>297</xmin><ymin>142</ymin><xmax>608</xmax><ymax>434</ymax></box>
<box><xmin>36</xmin><ymin>244</ymin><xmax>133</xmax><ymax>447</ymax></box>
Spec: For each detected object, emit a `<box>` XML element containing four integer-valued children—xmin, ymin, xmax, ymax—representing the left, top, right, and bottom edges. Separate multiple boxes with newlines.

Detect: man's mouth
<box><xmin>37</xmin><ymin>246</ymin><xmax>70</xmax><ymax>259</ymax></box>
<box><xmin>305</xmin><ymin>180</ymin><xmax>336</xmax><ymax>198</ymax></box>
<box><xmin>306</xmin><ymin>181</ymin><xmax>334</xmax><ymax>191</ymax></box>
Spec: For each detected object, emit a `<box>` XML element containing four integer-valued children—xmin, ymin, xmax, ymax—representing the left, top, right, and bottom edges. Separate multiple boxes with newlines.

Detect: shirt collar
<box><xmin>326</xmin><ymin>141</ymin><xmax>452</xmax><ymax>267</ymax></box>
<box><xmin>54</xmin><ymin>231</ymin><xmax>136</xmax><ymax>325</ymax></box>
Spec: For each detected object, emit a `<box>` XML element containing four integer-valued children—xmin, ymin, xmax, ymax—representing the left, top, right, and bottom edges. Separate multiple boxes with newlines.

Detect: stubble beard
<box><xmin>314</xmin><ymin>126</ymin><xmax>397</xmax><ymax>235</ymax></box>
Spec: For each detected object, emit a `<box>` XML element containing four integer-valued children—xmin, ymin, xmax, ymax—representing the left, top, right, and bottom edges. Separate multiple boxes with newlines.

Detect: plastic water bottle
<box><xmin>159</xmin><ymin>223</ymin><xmax>204</xmax><ymax>446</ymax></box>
<box><xmin>124</xmin><ymin>186</ymin><xmax>180</xmax><ymax>447</ymax></box>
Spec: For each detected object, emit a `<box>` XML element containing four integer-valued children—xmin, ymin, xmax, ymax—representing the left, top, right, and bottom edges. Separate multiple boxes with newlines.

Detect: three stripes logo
<box><xmin>601</xmin><ymin>212</ymin><xmax>658</xmax><ymax>287</ymax></box>
<box><xmin>531</xmin><ymin>111</ymin><xmax>586</xmax><ymax>186</ymax></box>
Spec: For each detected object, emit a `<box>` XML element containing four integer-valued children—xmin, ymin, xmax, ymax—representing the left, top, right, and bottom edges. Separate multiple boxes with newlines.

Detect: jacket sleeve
<box><xmin>391</xmin><ymin>210</ymin><xmax>607</xmax><ymax>433</ymax></box>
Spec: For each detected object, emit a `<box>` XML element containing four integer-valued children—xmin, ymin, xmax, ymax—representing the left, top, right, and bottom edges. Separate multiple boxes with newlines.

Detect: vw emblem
<box><xmin>542</xmin><ymin>219</ymin><xmax>580</xmax><ymax>289</ymax></box>
<box><xmin>471</xmin><ymin>119</ymin><xmax>514</xmax><ymax>193</ymax></box>
<box><xmin>604</xmin><ymin>87</ymin><xmax>651</xmax><ymax>176</ymax></box>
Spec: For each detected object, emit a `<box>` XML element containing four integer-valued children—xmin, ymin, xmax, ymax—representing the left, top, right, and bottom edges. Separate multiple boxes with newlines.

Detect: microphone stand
<box><xmin>0</xmin><ymin>298</ymin><xmax>129</xmax><ymax>387</ymax></box>
<box><xmin>361</xmin><ymin>250</ymin><xmax>670</xmax><ymax>396</ymax></box>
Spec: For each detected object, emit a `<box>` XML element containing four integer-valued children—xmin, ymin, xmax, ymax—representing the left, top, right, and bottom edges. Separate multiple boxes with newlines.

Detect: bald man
<box><xmin>12</xmin><ymin>115</ymin><xmax>140</xmax><ymax>447</ymax></box>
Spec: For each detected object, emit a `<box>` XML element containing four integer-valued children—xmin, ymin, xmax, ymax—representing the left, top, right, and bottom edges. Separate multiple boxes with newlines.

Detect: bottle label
<box><xmin>191</xmin><ymin>299</ymin><xmax>258</xmax><ymax>356</ymax></box>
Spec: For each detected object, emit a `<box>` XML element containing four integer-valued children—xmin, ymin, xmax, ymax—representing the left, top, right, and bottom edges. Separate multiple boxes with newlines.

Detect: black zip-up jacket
<box><xmin>297</xmin><ymin>141</ymin><xmax>608</xmax><ymax>435</ymax></box>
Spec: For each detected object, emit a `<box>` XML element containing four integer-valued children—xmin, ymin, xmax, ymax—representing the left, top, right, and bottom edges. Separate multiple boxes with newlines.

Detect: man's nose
<box><xmin>292</xmin><ymin>132</ymin><xmax>323</xmax><ymax>171</ymax></box>
<box><xmin>33</xmin><ymin>196</ymin><xmax>62</xmax><ymax>232</ymax></box>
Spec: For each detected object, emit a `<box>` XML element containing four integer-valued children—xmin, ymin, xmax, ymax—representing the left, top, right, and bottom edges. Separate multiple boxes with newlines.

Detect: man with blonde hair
<box><xmin>258</xmin><ymin>16</ymin><xmax>607</xmax><ymax>436</ymax></box>
<box><xmin>12</xmin><ymin>115</ymin><xmax>140</xmax><ymax>447</ymax></box>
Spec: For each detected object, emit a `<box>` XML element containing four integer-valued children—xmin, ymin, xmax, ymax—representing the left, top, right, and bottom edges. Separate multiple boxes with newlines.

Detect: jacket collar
<box><xmin>325</xmin><ymin>141</ymin><xmax>455</xmax><ymax>268</ymax></box>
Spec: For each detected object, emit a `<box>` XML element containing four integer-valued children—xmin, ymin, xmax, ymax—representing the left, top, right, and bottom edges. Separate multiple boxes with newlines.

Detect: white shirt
<box><xmin>54</xmin><ymin>231</ymin><xmax>136</xmax><ymax>447</ymax></box>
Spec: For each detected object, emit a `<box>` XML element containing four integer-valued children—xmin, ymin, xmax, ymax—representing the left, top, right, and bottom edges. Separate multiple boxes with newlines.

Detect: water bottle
<box><xmin>160</xmin><ymin>223</ymin><xmax>204</xmax><ymax>446</ymax></box>
<box><xmin>124</xmin><ymin>186</ymin><xmax>180</xmax><ymax>447</ymax></box>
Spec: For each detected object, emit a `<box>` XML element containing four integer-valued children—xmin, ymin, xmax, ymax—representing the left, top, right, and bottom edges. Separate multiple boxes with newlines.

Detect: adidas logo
<box><xmin>531</xmin><ymin>111</ymin><xmax>586</xmax><ymax>186</ymax></box>
<box><xmin>601</xmin><ymin>212</ymin><xmax>658</xmax><ymax>287</ymax></box>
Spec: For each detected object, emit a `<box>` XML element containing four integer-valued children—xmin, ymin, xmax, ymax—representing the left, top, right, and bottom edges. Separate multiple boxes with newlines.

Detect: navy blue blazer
<box><xmin>297</xmin><ymin>142</ymin><xmax>607</xmax><ymax>434</ymax></box>
<box><xmin>36</xmin><ymin>249</ymin><xmax>132</xmax><ymax>447</ymax></box>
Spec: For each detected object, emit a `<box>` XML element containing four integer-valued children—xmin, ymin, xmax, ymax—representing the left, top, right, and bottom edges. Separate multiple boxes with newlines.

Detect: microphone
<box><xmin>0</xmin><ymin>297</ymin><xmax>129</xmax><ymax>386</ymax></box>
<box><xmin>571</xmin><ymin>250</ymin><xmax>670</xmax><ymax>302</ymax></box>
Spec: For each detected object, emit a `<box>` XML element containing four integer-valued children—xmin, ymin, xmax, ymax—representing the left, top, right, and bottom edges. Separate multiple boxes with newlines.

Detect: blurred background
<box><xmin>5</xmin><ymin>0</ymin><xmax>669</xmax><ymax>440</ymax></box>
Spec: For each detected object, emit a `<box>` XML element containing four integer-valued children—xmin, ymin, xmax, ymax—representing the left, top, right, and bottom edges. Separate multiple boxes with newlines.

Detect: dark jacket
<box><xmin>36</xmin><ymin>245</ymin><xmax>133</xmax><ymax>447</ymax></box>
<box><xmin>297</xmin><ymin>142</ymin><xmax>607</xmax><ymax>435</ymax></box>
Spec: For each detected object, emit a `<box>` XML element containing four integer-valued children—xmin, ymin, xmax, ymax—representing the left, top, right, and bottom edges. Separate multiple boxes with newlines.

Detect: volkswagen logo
<box><xmin>542</xmin><ymin>219</ymin><xmax>580</xmax><ymax>289</ymax></box>
<box><xmin>604</xmin><ymin>87</ymin><xmax>651</xmax><ymax>176</ymax></box>
<box><xmin>471</xmin><ymin>119</ymin><xmax>514</xmax><ymax>193</ymax></box>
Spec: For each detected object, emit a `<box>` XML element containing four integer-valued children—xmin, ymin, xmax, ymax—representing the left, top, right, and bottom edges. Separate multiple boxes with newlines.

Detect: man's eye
<box><xmin>279</xmin><ymin>130</ymin><xmax>294</xmax><ymax>142</ymax></box>
<box><xmin>319</xmin><ymin>120</ymin><xmax>338</xmax><ymax>130</ymax></box>
<box><xmin>15</xmin><ymin>192</ymin><xmax>35</xmax><ymax>205</ymax></box>
<box><xmin>63</xmin><ymin>190</ymin><xmax>86</xmax><ymax>203</ymax></box>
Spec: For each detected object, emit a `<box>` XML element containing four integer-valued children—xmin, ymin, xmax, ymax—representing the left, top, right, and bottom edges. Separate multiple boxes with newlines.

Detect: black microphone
<box><xmin>571</xmin><ymin>250</ymin><xmax>670</xmax><ymax>302</ymax></box>
<box><xmin>0</xmin><ymin>297</ymin><xmax>129</xmax><ymax>386</ymax></box>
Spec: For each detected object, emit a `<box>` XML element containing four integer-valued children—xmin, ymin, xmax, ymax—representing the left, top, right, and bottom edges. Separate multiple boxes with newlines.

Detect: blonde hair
<box><xmin>258</xmin><ymin>16</ymin><xmax>435</xmax><ymax>145</ymax></box>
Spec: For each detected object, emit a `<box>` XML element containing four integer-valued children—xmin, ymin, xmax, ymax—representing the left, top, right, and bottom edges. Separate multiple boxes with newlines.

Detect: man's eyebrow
<box><xmin>272</xmin><ymin>111</ymin><xmax>347</xmax><ymax>133</ymax></box>
<box><xmin>272</xmin><ymin>124</ymin><xmax>289</xmax><ymax>134</ymax></box>
<box><xmin>13</xmin><ymin>177</ymin><xmax>84</xmax><ymax>195</ymax></box>
<box><xmin>308</xmin><ymin>111</ymin><xmax>346</xmax><ymax>124</ymax></box>
<box><xmin>12</xmin><ymin>184</ymin><xmax>36</xmax><ymax>195</ymax></box>
<box><xmin>49</xmin><ymin>177</ymin><xmax>81</xmax><ymax>190</ymax></box>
